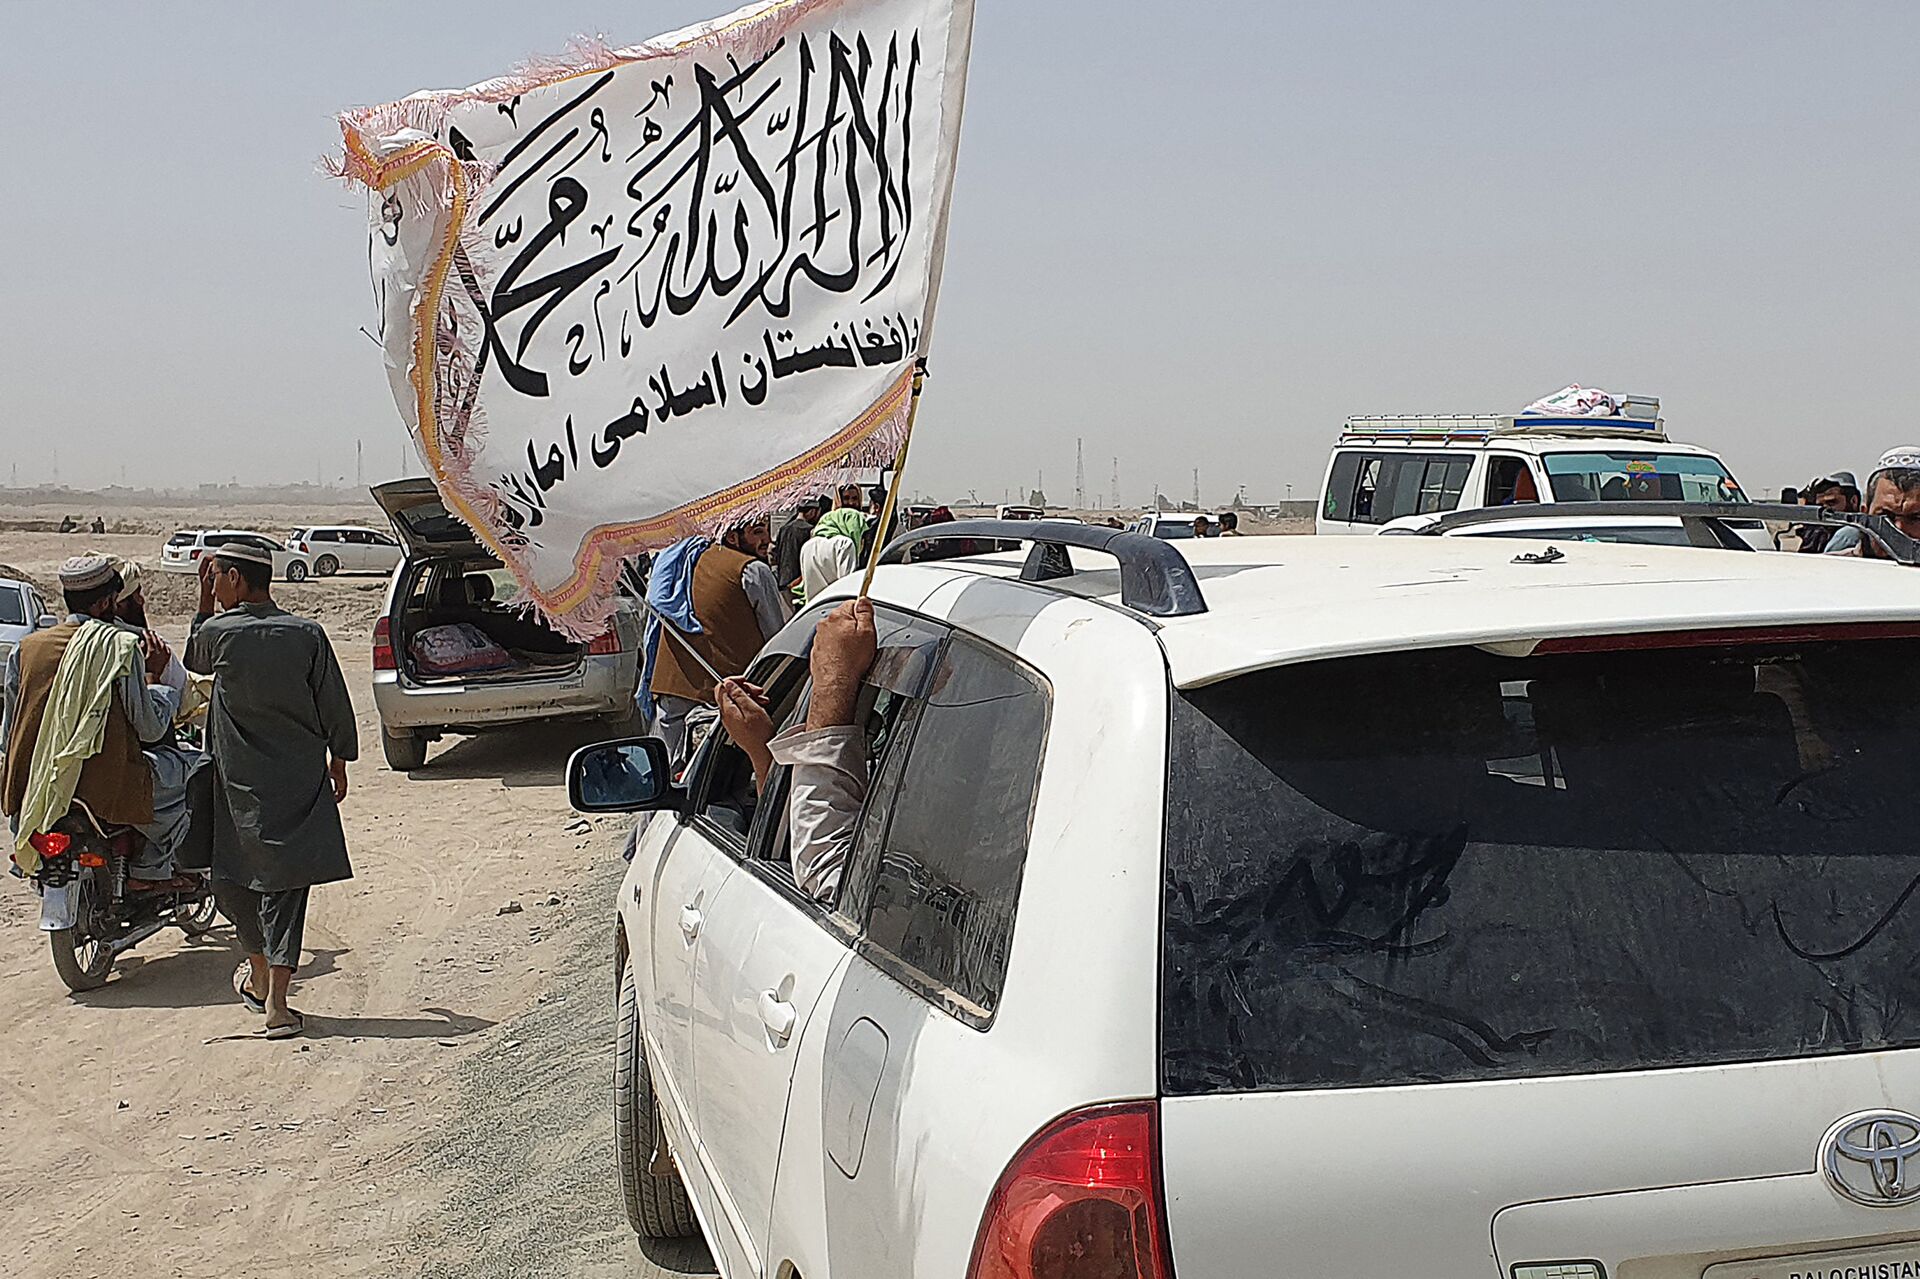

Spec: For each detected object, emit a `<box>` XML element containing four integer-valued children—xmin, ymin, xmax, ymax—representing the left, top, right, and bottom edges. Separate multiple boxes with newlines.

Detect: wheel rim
<box><xmin>70</xmin><ymin>877</ymin><xmax>111</xmax><ymax>976</ymax></box>
<box><xmin>289</xmin><ymin>563</ymin><xmax>307</xmax><ymax>581</ymax></box>
<box><xmin>316</xmin><ymin>556</ymin><xmax>337</xmax><ymax>575</ymax></box>
<box><xmin>184</xmin><ymin>890</ymin><xmax>218</xmax><ymax>931</ymax></box>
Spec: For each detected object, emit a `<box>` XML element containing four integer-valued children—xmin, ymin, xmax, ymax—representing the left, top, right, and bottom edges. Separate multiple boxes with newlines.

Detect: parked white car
<box><xmin>1129</xmin><ymin>511</ymin><xmax>1218</xmax><ymax>540</ymax></box>
<box><xmin>574</xmin><ymin>517</ymin><xmax>1920</xmax><ymax>1279</ymax></box>
<box><xmin>369</xmin><ymin>480</ymin><xmax>643</xmax><ymax>772</ymax></box>
<box><xmin>159</xmin><ymin>529</ymin><xmax>313</xmax><ymax>582</ymax></box>
<box><xmin>0</xmin><ymin>575</ymin><xmax>56</xmax><ymax>677</ymax></box>
<box><xmin>286</xmin><ymin>525</ymin><xmax>403</xmax><ymax>577</ymax></box>
<box><xmin>1317</xmin><ymin>405</ymin><xmax>1771</xmax><ymax>550</ymax></box>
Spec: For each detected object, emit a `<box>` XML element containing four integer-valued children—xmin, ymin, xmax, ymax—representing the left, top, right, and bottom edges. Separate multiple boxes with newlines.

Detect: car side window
<box><xmin>849</xmin><ymin>636</ymin><xmax>1051</xmax><ymax>1025</ymax></box>
<box><xmin>1323</xmin><ymin>452</ymin><xmax>1362</xmax><ymax>522</ymax></box>
<box><xmin>1417</xmin><ymin>457</ymin><xmax>1473</xmax><ymax>514</ymax></box>
<box><xmin>685</xmin><ymin>654</ymin><xmax>808</xmax><ymax>855</ymax></box>
<box><xmin>1352</xmin><ymin>456</ymin><xmax>1383</xmax><ymax>520</ymax></box>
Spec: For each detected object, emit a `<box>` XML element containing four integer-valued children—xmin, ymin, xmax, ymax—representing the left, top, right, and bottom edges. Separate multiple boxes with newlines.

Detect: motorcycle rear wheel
<box><xmin>50</xmin><ymin>875</ymin><xmax>113</xmax><ymax>992</ymax></box>
<box><xmin>50</xmin><ymin>927</ymin><xmax>113</xmax><ymax>991</ymax></box>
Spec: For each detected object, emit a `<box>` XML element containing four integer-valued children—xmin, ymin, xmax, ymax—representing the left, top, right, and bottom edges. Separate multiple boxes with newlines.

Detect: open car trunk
<box><xmin>394</xmin><ymin>555</ymin><xmax>585</xmax><ymax>686</ymax></box>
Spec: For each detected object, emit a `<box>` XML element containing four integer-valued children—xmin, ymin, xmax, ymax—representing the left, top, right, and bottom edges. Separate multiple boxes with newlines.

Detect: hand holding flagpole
<box><xmin>860</xmin><ymin>359</ymin><xmax>928</xmax><ymax>598</ymax></box>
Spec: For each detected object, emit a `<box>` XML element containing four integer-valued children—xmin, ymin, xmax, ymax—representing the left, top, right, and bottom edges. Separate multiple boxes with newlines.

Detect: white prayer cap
<box><xmin>1876</xmin><ymin>446</ymin><xmax>1920</xmax><ymax>472</ymax></box>
<box><xmin>210</xmin><ymin>542</ymin><xmax>276</xmax><ymax>569</ymax></box>
<box><xmin>57</xmin><ymin>555</ymin><xmax>118</xmax><ymax>592</ymax></box>
<box><xmin>109</xmin><ymin>557</ymin><xmax>143</xmax><ymax>601</ymax></box>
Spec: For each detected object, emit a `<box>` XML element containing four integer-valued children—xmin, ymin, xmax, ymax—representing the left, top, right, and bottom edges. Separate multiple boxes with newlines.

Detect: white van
<box><xmin>1316</xmin><ymin>409</ymin><xmax>1770</xmax><ymax>549</ymax></box>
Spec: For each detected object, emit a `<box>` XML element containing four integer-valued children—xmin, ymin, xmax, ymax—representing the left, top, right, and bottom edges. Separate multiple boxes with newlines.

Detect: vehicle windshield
<box><xmin>0</xmin><ymin>586</ymin><xmax>27</xmax><ymax>626</ymax></box>
<box><xmin>1154</xmin><ymin>522</ymin><xmax>1195</xmax><ymax>540</ymax></box>
<box><xmin>1161</xmin><ymin>635</ymin><xmax>1918</xmax><ymax>1095</ymax></box>
<box><xmin>1542</xmin><ymin>451</ymin><xmax>1746</xmax><ymax>503</ymax></box>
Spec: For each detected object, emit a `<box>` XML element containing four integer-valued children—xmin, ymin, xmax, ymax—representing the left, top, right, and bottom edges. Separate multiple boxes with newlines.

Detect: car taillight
<box><xmin>190</xmin><ymin>549</ymin><xmax>202</xmax><ymax>559</ymax></box>
<box><xmin>77</xmin><ymin>851</ymin><xmax>108</xmax><ymax>869</ymax></box>
<box><xmin>373</xmin><ymin>617</ymin><xmax>396</xmax><ymax>671</ymax></box>
<box><xmin>28</xmin><ymin>831</ymin><xmax>71</xmax><ymax>858</ymax></box>
<box><xmin>968</xmin><ymin>1103</ymin><xmax>1175</xmax><ymax>1279</ymax></box>
<box><xmin>586</xmin><ymin>629</ymin><xmax>621</xmax><ymax>656</ymax></box>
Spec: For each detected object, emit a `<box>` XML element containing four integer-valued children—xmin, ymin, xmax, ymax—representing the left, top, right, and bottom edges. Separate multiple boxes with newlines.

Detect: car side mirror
<box><xmin>567</xmin><ymin>737</ymin><xmax>679</xmax><ymax>814</ymax></box>
<box><xmin>35</xmin><ymin>615</ymin><xmax>59</xmax><ymax>630</ymax></box>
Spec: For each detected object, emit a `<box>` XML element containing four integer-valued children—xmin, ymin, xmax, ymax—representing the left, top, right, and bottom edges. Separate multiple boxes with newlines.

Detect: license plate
<box><xmin>1705</xmin><ymin>1242</ymin><xmax>1920</xmax><ymax>1279</ymax></box>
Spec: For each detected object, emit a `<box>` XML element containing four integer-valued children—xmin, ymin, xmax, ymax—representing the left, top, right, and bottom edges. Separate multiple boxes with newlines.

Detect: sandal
<box><xmin>262</xmin><ymin>1012</ymin><xmax>305</xmax><ymax>1040</ymax></box>
<box><xmin>232</xmin><ymin>964</ymin><xmax>266</xmax><ymax>1015</ymax></box>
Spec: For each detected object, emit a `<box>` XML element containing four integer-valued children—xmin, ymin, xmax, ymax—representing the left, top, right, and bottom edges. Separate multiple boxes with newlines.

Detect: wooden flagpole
<box><xmin>859</xmin><ymin>359</ymin><xmax>928</xmax><ymax>598</ymax></box>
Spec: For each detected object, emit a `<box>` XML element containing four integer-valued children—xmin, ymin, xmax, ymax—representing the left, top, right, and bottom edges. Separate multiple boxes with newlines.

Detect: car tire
<box><xmin>616</xmin><ymin>959</ymin><xmax>699</xmax><ymax>1241</ymax></box>
<box><xmin>285</xmin><ymin>561</ymin><xmax>309</xmax><ymax>583</ymax></box>
<box><xmin>381</xmin><ymin>730</ymin><xmax>429</xmax><ymax>772</ymax></box>
<box><xmin>313</xmin><ymin>554</ymin><xmax>340</xmax><ymax>577</ymax></box>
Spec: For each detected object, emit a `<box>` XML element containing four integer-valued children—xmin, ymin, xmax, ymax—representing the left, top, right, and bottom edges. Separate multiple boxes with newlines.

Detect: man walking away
<box><xmin>774</xmin><ymin>497</ymin><xmax>827</xmax><ymax>594</ymax></box>
<box><xmin>187</xmin><ymin>545</ymin><xmax>357</xmax><ymax>1040</ymax></box>
<box><xmin>644</xmin><ymin>519</ymin><xmax>790</xmax><ymax>767</ymax></box>
<box><xmin>3</xmin><ymin>557</ymin><xmax>185</xmax><ymax>884</ymax></box>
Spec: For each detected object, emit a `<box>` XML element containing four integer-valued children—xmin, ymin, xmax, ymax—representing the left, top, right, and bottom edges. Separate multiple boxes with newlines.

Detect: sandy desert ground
<box><xmin>0</xmin><ymin>523</ymin><xmax>713</xmax><ymax>1279</ymax></box>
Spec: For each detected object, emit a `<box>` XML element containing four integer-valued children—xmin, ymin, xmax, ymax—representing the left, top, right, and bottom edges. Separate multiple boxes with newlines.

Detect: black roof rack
<box><xmin>1415</xmin><ymin>501</ymin><xmax>1920</xmax><ymax>565</ymax></box>
<box><xmin>878</xmin><ymin>519</ymin><xmax>1209</xmax><ymax>617</ymax></box>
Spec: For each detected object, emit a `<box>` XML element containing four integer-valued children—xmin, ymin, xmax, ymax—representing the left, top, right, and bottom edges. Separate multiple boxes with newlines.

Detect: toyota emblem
<box><xmin>1821</xmin><ymin>1111</ymin><xmax>1920</xmax><ymax>1207</ymax></box>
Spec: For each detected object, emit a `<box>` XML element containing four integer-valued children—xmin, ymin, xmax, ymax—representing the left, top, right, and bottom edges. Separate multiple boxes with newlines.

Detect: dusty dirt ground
<box><xmin>0</xmin><ymin>527</ymin><xmax>714</xmax><ymax>1279</ymax></box>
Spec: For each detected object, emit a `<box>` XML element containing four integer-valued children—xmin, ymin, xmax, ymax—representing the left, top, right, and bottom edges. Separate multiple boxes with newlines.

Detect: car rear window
<box><xmin>1161</xmin><ymin>636</ymin><xmax>1919</xmax><ymax>1095</ymax></box>
<box><xmin>0</xmin><ymin>586</ymin><xmax>27</xmax><ymax>626</ymax></box>
<box><xmin>167</xmin><ymin>532</ymin><xmax>197</xmax><ymax>547</ymax></box>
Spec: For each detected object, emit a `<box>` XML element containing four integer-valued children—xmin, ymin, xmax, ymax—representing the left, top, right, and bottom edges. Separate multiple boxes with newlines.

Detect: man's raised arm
<box><xmin>768</xmin><ymin>598</ymin><xmax>878</xmax><ymax>905</ymax></box>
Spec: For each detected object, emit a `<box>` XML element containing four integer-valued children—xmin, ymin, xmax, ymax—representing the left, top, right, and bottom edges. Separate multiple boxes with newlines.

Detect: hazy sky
<box><xmin>3</xmin><ymin>2</ymin><xmax>1916</xmax><ymax>505</ymax></box>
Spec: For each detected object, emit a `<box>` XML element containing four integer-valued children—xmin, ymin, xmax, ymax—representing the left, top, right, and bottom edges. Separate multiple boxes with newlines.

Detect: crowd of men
<box><xmin>1778</xmin><ymin>446</ymin><xmax>1920</xmax><ymax>555</ymax></box>
<box><xmin>2</xmin><ymin>547</ymin><xmax>357</xmax><ymax>1039</ymax></box>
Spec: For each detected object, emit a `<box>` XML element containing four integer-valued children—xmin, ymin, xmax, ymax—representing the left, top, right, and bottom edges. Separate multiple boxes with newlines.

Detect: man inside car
<box><xmin>715</xmin><ymin>596</ymin><xmax>878</xmax><ymax>904</ymax></box>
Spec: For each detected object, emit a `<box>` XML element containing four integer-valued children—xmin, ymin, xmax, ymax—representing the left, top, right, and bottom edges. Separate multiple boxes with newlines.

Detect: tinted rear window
<box><xmin>167</xmin><ymin>533</ymin><xmax>196</xmax><ymax>547</ymax></box>
<box><xmin>0</xmin><ymin>586</ymin><xmax>26</xmax><ymax>626</ymax></box>
<box><xmin>1161</xmin><ymin>638</ymin><xmax>1918</xmax><ymax>1094</ymax></box>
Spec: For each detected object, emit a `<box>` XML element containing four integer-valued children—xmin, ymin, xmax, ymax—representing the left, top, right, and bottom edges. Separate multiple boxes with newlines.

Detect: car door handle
<box><xmin>679</xmin><ymin>906</ymin><xmax>702</xmax><ymax>944</ymax></box>
<box><xmin>758</xmin><ymin>991</ymin><xmax>797</xmax><ymax>1047</ymax></box>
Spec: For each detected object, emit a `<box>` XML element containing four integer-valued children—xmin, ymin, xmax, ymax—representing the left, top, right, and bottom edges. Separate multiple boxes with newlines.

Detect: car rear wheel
<box><xmin>382</xmin><ymin>730</ymin><xmax>429</xmax><ymax>772</ymax></box>
<box><xmin>616</xmin><ymin>960</ymin><xmax>699</xmax><ymax>1240</ymax></box>
<box><xmin>285</xmin><ymin>561</ymin><xmax>309</xmax><ymax>583</ymax></box>
<box><xmin>313</xmin><ymin>554</ymin><xmax>339</xmax><ymax>577</ymax></box>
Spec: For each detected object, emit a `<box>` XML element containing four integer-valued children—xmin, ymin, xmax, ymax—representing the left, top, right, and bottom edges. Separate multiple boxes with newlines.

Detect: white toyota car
<box><xmin>575</xmin><ymin>512</ymin><xmax>1920</xmax><ymax>1279</ymax></box>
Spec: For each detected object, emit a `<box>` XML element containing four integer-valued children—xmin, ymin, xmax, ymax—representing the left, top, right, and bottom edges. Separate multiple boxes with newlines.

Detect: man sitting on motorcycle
<box><xmin>2</xmin><ymin>556</ymin><xmax>190</xmax><ymax>885</ymax></box>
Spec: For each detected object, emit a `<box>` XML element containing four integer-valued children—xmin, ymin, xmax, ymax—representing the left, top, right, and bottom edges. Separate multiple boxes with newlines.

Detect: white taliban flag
<box><xmin>337</xmin><ymin>0</ymin><xmax>976</xmax><ymax>635</ymax></box>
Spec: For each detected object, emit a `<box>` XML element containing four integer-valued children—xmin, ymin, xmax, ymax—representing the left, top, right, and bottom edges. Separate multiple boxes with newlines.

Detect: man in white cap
<box><xmin>1826</xmin><ymin>448</ymin><xmax>1920</xmax><ymax>558</ymax></box>
<box><xmin>2</xmin><ymin>556</ymin><xmax>186</xmax><ymax>885</ymax></box>
<box><xmin>187</xmin><ymin>543</ymin><xmax>357</xmax><ymax>1040</ymax></box>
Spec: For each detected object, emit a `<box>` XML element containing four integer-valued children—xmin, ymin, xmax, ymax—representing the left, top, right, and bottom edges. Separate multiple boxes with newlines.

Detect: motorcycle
<box><xmin>27</xmin><ymin>799</ymin><xmax>217</xmax><ymax>992</ymax></box>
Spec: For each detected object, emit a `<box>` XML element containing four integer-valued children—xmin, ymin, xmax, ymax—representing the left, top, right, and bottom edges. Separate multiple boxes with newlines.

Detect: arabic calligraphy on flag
<box><xmin>336</xmin><ymin>0</ymin><xmax>975</xmax><ymax>635</ymax></box>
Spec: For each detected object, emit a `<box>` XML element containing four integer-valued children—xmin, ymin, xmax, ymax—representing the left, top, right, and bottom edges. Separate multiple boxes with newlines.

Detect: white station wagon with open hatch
<box><xmin>575</xmin><ymin>511</ymin><xmax>1920</xmax><ymax>1279</ymax></box>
